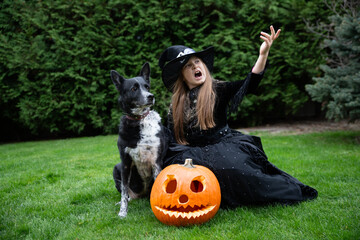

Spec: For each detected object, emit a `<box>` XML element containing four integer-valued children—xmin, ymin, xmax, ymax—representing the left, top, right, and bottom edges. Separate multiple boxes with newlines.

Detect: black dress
<box><xmin>163</xmin><ymin>70</ymin><xmax>318</xmax><ymax>208</ymax></box>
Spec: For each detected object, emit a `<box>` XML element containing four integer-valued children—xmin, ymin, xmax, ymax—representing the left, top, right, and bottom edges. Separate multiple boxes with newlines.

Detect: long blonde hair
<box><xmin>171</xmin><ymin>64</ymin><xmax>216</xmax><ymax>145</ymax></box>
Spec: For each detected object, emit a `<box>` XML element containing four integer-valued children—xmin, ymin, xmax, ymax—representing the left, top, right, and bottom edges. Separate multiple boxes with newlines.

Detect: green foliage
<box><xmin>306</xmin><ymin>3</ymin><xmax>360</xmax><ymax>121</ymax></box>
<box><xmin>0</xmin><ymin>0</ymin><xmax>332</xmax><ymax>139</ymax></box>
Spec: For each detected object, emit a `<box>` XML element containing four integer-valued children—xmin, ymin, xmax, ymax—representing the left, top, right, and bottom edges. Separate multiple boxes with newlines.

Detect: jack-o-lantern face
<box><xmin>150</xmin><ymin>159</ymin><xmax>221</xmax><ymax>226</ymax></box>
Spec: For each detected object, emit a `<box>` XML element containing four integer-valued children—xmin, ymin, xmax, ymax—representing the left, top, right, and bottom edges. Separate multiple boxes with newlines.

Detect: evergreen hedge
<box><xmin>0</xmin><ymin>0</ymin><xmax>331</xmax><ymax>141</ymax></box>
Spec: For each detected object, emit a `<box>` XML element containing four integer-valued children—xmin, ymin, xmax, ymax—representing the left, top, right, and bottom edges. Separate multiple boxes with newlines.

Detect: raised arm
<box><xmin>252</xmin><ymin>25</ymin><xmax>281</xmax><ymax>74</ymax></box>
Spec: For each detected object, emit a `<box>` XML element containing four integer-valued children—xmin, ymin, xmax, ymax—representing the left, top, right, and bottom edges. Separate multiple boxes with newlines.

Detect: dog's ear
<box><xmin>110</xmin><ymin>70</ymin><xmax>125</xmax><ymax>91</ymax></box>
<box><xmin>139</xmin><ymin>62</ymin><xmax>150</xmax><ymax>83</ymax></box>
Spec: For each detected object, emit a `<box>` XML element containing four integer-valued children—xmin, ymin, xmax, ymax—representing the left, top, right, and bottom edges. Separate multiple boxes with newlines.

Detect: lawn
<box><xmin>0</xmin><ymin>131</ymin><xmax>359</xmax><ymax>239</ymax></box>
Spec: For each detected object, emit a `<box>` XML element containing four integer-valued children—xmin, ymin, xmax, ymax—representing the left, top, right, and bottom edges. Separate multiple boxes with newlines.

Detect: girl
<box><xmin>158</xmin><ymin>26</ymin><xmax>317</xmax><ymax>208</ymax></box>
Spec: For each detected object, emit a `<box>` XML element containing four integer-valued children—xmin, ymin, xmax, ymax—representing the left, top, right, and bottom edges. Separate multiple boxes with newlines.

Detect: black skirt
<box><xmin>163</xmin><ymin>125</ymin><xmax>318</xmax><ymax>208</ymax></box>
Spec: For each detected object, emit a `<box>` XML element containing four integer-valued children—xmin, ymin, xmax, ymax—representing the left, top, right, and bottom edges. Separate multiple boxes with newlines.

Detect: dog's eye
<box><xmin>131</xmin><ymin>86</ymin><xmax>138</xmax><ymax>92</ymax></box>
<box><xmin>145</xmin><ymin>85</ymin><xmax>150</xmax><ymax>90</ymax></box>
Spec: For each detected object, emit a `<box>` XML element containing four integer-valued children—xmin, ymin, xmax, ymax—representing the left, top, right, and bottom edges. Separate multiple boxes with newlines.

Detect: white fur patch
<box><xmin>125</xmin><ymin>111</ymin><xmax>162</xmax><ymax>185</ymax></box>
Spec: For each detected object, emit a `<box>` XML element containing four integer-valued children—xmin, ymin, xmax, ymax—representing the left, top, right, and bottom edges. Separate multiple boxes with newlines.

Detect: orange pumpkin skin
<box><xmin>150</xmin><ymin>159</ymin><xmax>221</xmax><ymax>226</ymax></box>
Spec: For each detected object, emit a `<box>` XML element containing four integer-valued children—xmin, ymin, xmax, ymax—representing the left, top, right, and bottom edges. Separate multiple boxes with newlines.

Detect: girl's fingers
<box><xmin>270</xmin><ymin>25</ymin><xmax>276</xmax><ymax>37</ymax></box>
<box><xmin>261</xmin><ymin>31</ymin><xmax>271</xmax><ymax>40</ymax></box>
<box><xmin>260</xmin><ymin>33</ymin><xmax>272</xmax><ymax>42</ymax></box>
<box><xmin>260</xmin><ymin>35</ymin><xmax>268</xmax><ymax>41</ymax></box>
<box><xmin>260</xmin><ymin>36</ymin><xmax>271</xmax><ymax>45</ymax></box>
<box><xmin>260</xmin><ymin>26</ymin><xmax>281</xmax><ymax>46</ymax></box>
<box><xmin>274</xmin><ymin>29</ymin><xmax>281</xmax><ymax>39</ymax></box>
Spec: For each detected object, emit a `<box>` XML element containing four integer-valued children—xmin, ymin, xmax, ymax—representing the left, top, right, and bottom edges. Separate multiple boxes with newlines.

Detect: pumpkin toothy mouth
<box><xmin>155</xmin><ymin>205</ymin><xmax>216</xmax><ymax>219</ymax></box>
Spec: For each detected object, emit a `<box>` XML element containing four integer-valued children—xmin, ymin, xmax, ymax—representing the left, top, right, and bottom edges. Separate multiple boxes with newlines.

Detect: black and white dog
<box><xmin>110</xmin><ymin>63</ymin><xmax>167</xmax><ymax>218</ymax></box>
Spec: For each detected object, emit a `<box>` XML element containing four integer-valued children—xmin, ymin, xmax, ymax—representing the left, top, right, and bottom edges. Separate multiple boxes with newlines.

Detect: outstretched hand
<box><xmin>251</xmin><ymin>25</ymin><xmax>281</xmax><ymax>74</ymax></box>
<box><xmin>259</xmin><ymin>25</ymin><xmax>281</xmax><ymax>56</ymax></box>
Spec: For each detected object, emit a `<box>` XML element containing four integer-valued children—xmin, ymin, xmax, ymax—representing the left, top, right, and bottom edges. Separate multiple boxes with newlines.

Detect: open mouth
<box><xmin>131</xmin><ymin>106</ymin><xmax>151</xmax><ymax>116</ymax></box>
<box><xmin>194</xmin><ymin>70</ymin><xmax>202</xmax><ymax>79</ymax></box>
<box><xmin>155</xmin><ymin>205</ymin><xmax>216</xmax><ymax>219</ymax></box>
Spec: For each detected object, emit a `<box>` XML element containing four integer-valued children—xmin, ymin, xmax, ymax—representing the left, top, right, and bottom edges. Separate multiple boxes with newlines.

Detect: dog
<box><xmin>110</xmin><ymin>62</ymin><xmax>168</xmax><ymax>218</ymax></box>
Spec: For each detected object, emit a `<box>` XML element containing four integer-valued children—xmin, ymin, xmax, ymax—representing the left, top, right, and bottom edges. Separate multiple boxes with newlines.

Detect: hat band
<box><xmin>176</xmin><ymin>48</ymin><xmax>195</xmax><ymax>58</ymax></box>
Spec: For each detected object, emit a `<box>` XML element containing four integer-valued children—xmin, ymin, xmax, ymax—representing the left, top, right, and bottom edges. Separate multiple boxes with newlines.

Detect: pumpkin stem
<box><xmin>183</xmin><ymin>158</ymin><xmax>195</xmax><ymax>168</ymax></box>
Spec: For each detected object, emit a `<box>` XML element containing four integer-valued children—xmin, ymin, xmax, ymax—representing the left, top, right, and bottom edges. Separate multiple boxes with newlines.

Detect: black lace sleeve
<box><xmin>228</xmin><ymin>61</ymin><xmax>269</xmax><ymax>113</ymax></box>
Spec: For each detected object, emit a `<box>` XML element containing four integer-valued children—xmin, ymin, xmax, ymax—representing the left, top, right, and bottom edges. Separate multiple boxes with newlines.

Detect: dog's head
<box><xmin>110</xmin><ymin>63</ymin><xmax>154</xmax><ymax>116</ymax></box>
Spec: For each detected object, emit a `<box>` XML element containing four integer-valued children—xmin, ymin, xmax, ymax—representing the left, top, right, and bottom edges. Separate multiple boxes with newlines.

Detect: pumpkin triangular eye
<box><xmin>164</xmin><ymin>175</ymin><xmax>177</xmax><ymax>193</ymax></box>
<box><xmin>190</xmin><ymin>176</ymin><xmax>205</xmax><ymax>193</ymax></box>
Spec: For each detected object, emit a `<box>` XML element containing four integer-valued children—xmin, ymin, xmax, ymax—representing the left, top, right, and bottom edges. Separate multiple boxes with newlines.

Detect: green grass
<box><xmin>1</xmin><ymin>131</ymin><xmax>359</xmax><ymax>239</ymax></box>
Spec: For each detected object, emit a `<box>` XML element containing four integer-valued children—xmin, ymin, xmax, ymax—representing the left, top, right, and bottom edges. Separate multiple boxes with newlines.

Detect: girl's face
<box><xmin>181</xmin><ymin>56</ymin><xmax>207</xmax><ymax>89</ymax></box>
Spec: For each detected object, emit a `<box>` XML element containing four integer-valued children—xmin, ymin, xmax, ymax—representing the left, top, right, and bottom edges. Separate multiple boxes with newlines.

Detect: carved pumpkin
<box><xmin>150</xmin><ymin>158</ymin><xmax>221</xmax><ymax>226</ymax></box>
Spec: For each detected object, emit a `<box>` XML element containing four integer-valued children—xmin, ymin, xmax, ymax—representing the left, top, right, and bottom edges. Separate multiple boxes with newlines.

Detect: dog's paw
<box><xmin>115</xmin><ymin>202</ymin><xmax>128</xmax><ymax>218</ymax></box>
<box><xmin>118</xmin><ymin>210</ymin><xmax>127</xmax><ymax>218</ymax></box>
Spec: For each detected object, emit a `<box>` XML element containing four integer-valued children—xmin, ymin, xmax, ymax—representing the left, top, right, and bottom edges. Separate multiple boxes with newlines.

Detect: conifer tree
<box><xmin>305</xmin><ymin>0</ymin><xmax>360</xmax><ymax>121</ymax></box>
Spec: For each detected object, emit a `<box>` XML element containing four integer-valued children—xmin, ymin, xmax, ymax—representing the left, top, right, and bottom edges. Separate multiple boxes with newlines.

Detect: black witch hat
<box><xmin>158</xmin><ymin>45</ymin><xmax>214</xmax><ymax>91</ymax></box>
